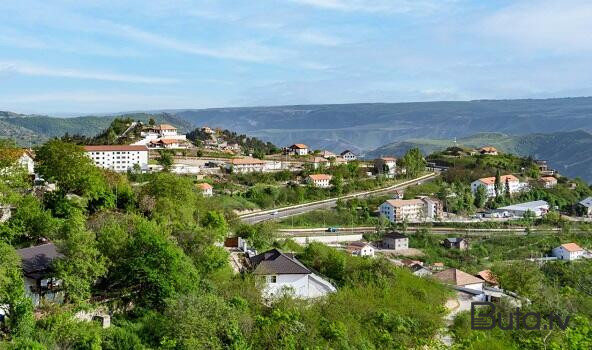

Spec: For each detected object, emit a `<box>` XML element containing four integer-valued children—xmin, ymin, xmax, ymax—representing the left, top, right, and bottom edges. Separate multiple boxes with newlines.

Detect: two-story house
<box><xmin>286</xmin><ymin>144</ymin><xmax>309</xmax><ymax>156</ymax></box>
<box><xmin>374</xmin><ymin>157</ymin><xmax>397</xmax><ymax>178</ymax></box>
<box><xmin>552</xmin><ymin>243</ymin><xmax>585</xmax><ymax>261</ymax></box>
<box><xmin>307</xmin><ymin>174</ymin><xmax>333</xmax><ymax>188</ymax></box>
<box><xmin>381</xmin><ymin>232</ymin><xmax>409</xmax><ymax>250</ymax></box>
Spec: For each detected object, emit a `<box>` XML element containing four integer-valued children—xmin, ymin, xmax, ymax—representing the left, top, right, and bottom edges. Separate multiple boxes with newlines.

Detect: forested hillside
<box><xmin>0</xmin><ymin>112</ymin><xmax>192</xmax><ymax>146</ymax></box>
<box><xmin>368</xmin><ymin>131</ymin><xmax>592</xmax><ymax>182</ymax></box>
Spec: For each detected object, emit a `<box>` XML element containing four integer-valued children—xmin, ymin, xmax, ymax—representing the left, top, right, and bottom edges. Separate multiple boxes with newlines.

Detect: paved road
<box><xmin>239</xmin><ymin>173</ymin><xmax>438</xmax><ymax>224</ymax></box>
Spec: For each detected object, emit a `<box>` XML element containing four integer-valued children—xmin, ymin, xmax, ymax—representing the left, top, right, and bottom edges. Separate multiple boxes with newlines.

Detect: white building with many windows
<box><xmin>379</xmin><ymin>197</ymin><xmax>442</xmax><ymax>223</ymax></box>
<box><xmin>84</xmin><ymin>145</ymin><xmax>149</xmax><ymax>172</ymax></box>
<box><xmin>470</xmin><ymin>174</ymin><xmax>523</xmax><ymax>198</ymax></box>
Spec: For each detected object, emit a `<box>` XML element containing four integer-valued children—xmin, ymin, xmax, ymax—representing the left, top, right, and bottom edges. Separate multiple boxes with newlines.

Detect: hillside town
<box><xmin>1</xmin><ymin>120</ymin><xmax>592</xmax><ymax>349</ymax></box>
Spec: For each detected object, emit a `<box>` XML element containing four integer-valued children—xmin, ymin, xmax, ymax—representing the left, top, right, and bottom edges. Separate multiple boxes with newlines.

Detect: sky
<box><xmin>1</xmin><ymin>0</ymin><xmax>591</xmax><ymax>114</ymax></box>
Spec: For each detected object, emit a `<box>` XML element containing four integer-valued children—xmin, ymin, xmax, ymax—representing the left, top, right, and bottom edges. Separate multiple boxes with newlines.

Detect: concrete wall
<box><xmin>292</xmin><ymin>234</ymin><xmax>363</xmax><ymax>244</ymax></box>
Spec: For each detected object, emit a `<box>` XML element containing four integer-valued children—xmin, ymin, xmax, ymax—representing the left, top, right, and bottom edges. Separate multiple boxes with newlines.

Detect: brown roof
<box><xmin>475</xmin><ymin>174</ymin><xmax>519</xmax><ymax>185</ymax></box>
<box><xmin>308</xmin><ymin>174</ymin><xmax>332</xmax><ymax>181</ymax></box>
<box><xmin>196</xmin><ymin>183</ymin><xmax>213</xmax><ymax>190</ymax></box>
<box><xmin>157</xmin><ymin>124</ymin><xmax>177</xmax><ymax>130</ymax></box>
<box><xmin>433</xmin><ymin>268</ymin><xmax>484</xmax><ymax>286</ymax></box>
<box><xmin>540</xmin><ymin>176</ymin><xmax>557</xmax><ymax>183</ymax></box>
<box><xmin>384</xmin><ymin>199</ymin><xmax>424</xmax><ymax>207</ymax></box>
<box><xmin>290</xmin><ymin>144</ymin><xmax>309</xmax><ymax>149</ymax></box>
<box><xmin>561</xmin><ymin>243</ymin><xmax>583</xmax><ymax>252</ymax></box>
<box><xmin>433</xmin><ymin>262</ymin><xmax>444</xmax><ymax>267</ymax></box>
<box><xmin>84</xmin><ymin>145</ymin><xmax>148</xmax><ymax>152</ymax></box>
<box><xmin>476</xmin><ymin>269</ymin><xmax>498</xmax><ymax>285</ymax></box>
<box><xmin>151</xmin><ymin>138</ymin><xmax>181</xmax><ymax>145</ymax></box>
<box><xmin>378</xmin><ymin>157</ymin><xmax>397</xmax><ymax>161</ymax></box>
<box><xmin>230</xmin><ymin>157</ymin><xmax>265</xmax><ymax>165</ymax></box>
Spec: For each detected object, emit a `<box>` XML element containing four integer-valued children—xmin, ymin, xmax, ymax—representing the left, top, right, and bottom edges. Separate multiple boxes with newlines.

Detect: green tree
<box><xmin>35</xmin><ymin>140</ymin><xmax>99</xmax><ymax>194</ymax></box>
<box><xmin>330</xmin><ymin>175</ymin><xmax>344</xmax><ymax>196</ymax></box>
<box><xmin>402</xmin><ymin>148</ymin><xmax>426</xmax><ymax>178</ymax></box>
<box><xmin>156</xmin><ymin>150</ymin><xmax>174</xmax><ymax>171</ymax></box>
<box><xmin>54</xmin><ymin>212</ymin><xmax>107</xmax><ymax>305</ymax></box>
<box><xmin>200</xmin><ymin>211</ymin><xmax>228</xmax><ymax>241</ymax></box>
<box><xmin>0</xmin><ymin>242</ymin><xmax>35</xmax><ymax>338</ymax></box>
<box><xmin>494</xmin><ymin>169</ymin><xmax>502</xmax><ymax>198</ymax></box>
<box><xmin>474</xmin><ymin>184</ymin><xmax>487</xmax><ymax>208</ymax></box>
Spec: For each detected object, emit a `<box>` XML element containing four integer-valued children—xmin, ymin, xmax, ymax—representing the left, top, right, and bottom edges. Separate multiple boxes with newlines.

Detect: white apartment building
<box><xmin>307</xmin><ymin>174</ymin><xmax>333</xmax><ymax>188</ymax></box>
<box><xmin>379</xmin><ymin>198</ymin><xmax>442</xmax><ymax>223</ymax></box>
<box><xmin>470</xmin><ymin>174</ymin><xmax>523</xmax><ymax>198</ymax></box>
<box><xmin>84</xmin><ymin>145</ymin><xmax>149</xmax><ymax>172</ymax></box>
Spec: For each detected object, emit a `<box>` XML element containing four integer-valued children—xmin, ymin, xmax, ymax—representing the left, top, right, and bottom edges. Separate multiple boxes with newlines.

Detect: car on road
<box><xmin>326</xmin><ymin>227</ymin><xmax>339</xmax><ymax>232</ymax></box>
<box><xmin>270</xmin><ymin>211</ymin><xmax>279</xmax><ymax>216</ymax></box>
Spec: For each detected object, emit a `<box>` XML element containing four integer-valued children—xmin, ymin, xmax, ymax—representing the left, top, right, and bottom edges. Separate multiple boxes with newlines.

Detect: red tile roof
<box><xmin>290</xmin><ymin>144</ymin><xmax>309</xmax><ymax>149</ymax></box>
<box><xmin>475</xmin><ymin>174</ymin><xmax>519</xmax><ymax>185</ymax></box>
<box><xmin>230</xmin><ymin>157</ymin><xmax>265</xmax><ymax>165</ymax></box>
<box><xmin>196</xmin><ymin>183</ymin><xmax>213</xmax><ymax>190</ymax></box>
<box><xmin>561</xmin><ymin>243</ymin><xmax>583</xmax><ymax>252</ymax></box>
<box><xmin>308</xmin><ymin>174</ymin><xmax>332</xmax><ymax>181</ymax></box>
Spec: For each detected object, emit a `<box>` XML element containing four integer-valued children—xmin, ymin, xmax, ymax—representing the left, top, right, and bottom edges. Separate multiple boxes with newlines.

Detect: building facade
<box><xmin>340</xmin><ymin>150</ymin><xmax>357</xmax><ymax>162</ymax></box>
<box><xmin>382</xmin><ymin>232</ymin><xmax>409</xmax><ymax>250</ymax></box>
<box><xmin>307</xmin><ymin>174</ymin><xmax>333</xmax><ymax>188</ymax></box>
<box><xmin>470</xmin><ymin>174</ymin><xmax>522</xmax><ymax>198</ymax></box>
<box><xmin>552</xmin><ymin>243</ymin><xmax>585</xmax><ymax>261</ymax></box>
<box><xmin>379</xmin><ymin>197</ymin><xmax>442</xmax><ymax>223</ymax></box>
<box><xmin>374</xmin><ymin>157</ymin><xmax>397</xmax><ymax>178</ymax></box>
<box><xmin>84</xmin><ymin>145</ymin><xmax>149</xmax><ymax>172</ymax></box>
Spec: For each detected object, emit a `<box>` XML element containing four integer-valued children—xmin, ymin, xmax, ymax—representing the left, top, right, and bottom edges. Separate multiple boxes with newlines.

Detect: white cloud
<box><xmin>480</xmin><ymin>0</ymin><xmax>592</xmax><ymax>52</ymax></box>
<box><xmin>289</xmin><ymin>0</ymin><xmax>452</xmax><ymax>13</ymax></box>
<box><xmin>0</xmin><ymin>61</ymin><xmax>178</xmax><ymax>84</ymax></box>
<box><xmin>110</xmin><ymin>23</ymin><xmax>284</xmax><ymax>62</ymax></box>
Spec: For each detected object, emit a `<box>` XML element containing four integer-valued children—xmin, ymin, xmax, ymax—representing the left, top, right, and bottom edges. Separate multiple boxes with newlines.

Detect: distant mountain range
<box><xmin>367</xmin><ymin>131</ymin><xmax>592</xmax><ymax>182</ymax></box>
<box><xmin>2</xmin><ymin>96</ymin><xmax>592</xmax><ymax>181</ymax></box>
<box><xmin>166</xmin><ymin>97</ymin><xmax>592</xmax><ymax>153</ymax></box>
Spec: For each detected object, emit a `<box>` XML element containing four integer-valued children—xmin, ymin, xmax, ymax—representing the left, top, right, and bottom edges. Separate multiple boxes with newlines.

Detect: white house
<box><xmin>374</xmin><ymin>157</ymin><xmax>397</xmax><ymax>178</ymax></box>
<box><xmin>346</xmin><ymin>242</ymin><xmax>375</xmax><ymax>257</ymax></box>
<box><xmin>286</xmin><ymin>144</ymin><xmax>309</xmax><ymax>156</ymax></box>
<box><xmin>495</xmin><ymin>200</ymin><xmax>549</xmax><ymax>218</ymax></box>
<box><xmin>227</xmin><ymin>157</ymin><xmax>265</xmax><ymax>173</ymax></box>
<box><xmin>379</xmin><ymin>198</ymin><xmax>442</xmax><ymax>223</ymax></box>
<box><xmin>152</xmin><ymin>124</ymin><xmax>178</xmax><ymax>137</ymax></box>
<box><xmin>84</xmin><ymin>145</ymin><xmax>149</xmax><ymax>172</ymax></box>
<box><xmin>578</xmin><ymin>197</ymin><xmax>592</xmax><ymax>217</ymax></box>
<box><xmin>196</xmin><ymin>183</ymin><xmax>213</xmax><ymax>197</ymax></box>
<box><xmin>18</xmin><ymin>150</ymin><xmax>35</xmax><ymax>175</ymax></box>
<box><xmin>552</xmin><ymin>243</ymin><xmax>585</xmax><ymax>261</ymax></box>
<box><xmin>307</xmin><ymin>174</ymin><xmax>332</xmax><ymax>188</ymax></box>
<box><xmin>249</xmin><ymin>249</ymin><xmax>336</xmax><ymax>299</ymax></box>
<box><xmin>381</xmin><ymin>232</ymin><xmax>408</xmax><ymax>250</ymax></box>
<box><xmin>310</xmin><ymin>157</ymin><xmax>329</xmax><ymax>170</ymax></box>
<box><xmin>16</xmin><ymin>243</ymin><xmax>64</xmax><ymax>307</ymax></box>
<box><xmin>470</xmin><ymin>174</ymin><xmax>523</xmax><ymax>198</ymax></box>
<box><xmin>340</xmin><ymin>150</ymin><xmax>357</xmax><ymax>162</ymax></box>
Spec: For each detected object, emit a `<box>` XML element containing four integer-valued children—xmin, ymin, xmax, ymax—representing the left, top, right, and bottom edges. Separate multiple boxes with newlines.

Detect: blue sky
<box><xmin>1</xmin><ymin>0</ymin><xmax>591</xmax><ymax>114</ymax></box>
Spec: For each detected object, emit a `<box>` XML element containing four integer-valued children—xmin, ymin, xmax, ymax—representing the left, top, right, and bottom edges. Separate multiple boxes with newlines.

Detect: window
<box><xmin>266</xmin><ymin>275</ymin><xmax>277</xmax><ymax>283</ymax></box>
